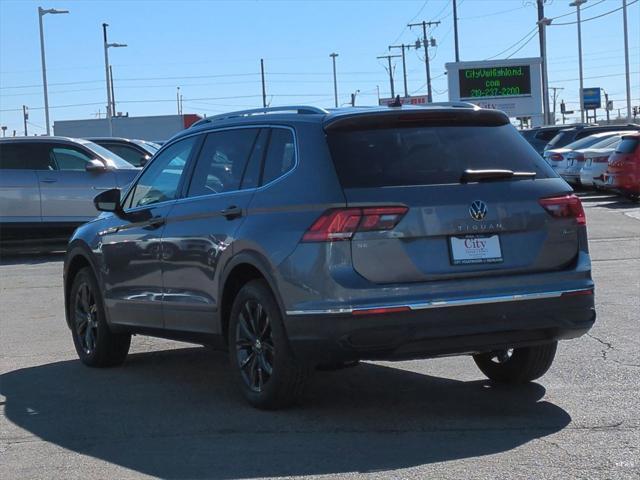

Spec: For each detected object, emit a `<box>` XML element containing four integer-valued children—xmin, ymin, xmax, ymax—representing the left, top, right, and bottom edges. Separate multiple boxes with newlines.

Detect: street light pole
<box><xmin>102</xmin><ymin>23</ymin><xmax>126</xmax><ymax>136</ymax></box>
<box><xmin>570</xmin><ymin>0</ymin><xmax>587</xmax><ymax>123</ymax></box>
<box><xmin>38</xmin><ymin>7</ymin><xmax>69</xmax><ymax>136</ymax></box>
<box><xmin>622</xmin><ymin>0</ymin><xmax>632</xmax><ymax>122</ymax></box>
<box><xmin>330</xmin><ymin>53</ymin><xmax>339</xmax><ymax>108</ymax></box>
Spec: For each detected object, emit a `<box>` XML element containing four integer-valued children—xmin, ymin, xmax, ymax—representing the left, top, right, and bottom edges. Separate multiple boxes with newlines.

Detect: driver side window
<box><xmin>126</xmin><ymin>136</ymin><xmax>197</xmax><ymax>209</ymax></box>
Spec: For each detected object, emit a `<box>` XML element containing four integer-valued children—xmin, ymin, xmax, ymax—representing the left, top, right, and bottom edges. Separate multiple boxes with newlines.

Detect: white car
<box><xmin>579</xmin><ymin>137</ymin><xmax>623</xmax><ymax>188</ymax></box>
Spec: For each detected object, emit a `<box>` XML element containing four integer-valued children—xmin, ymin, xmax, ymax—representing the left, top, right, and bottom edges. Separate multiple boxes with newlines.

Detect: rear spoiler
<box><xmin>324</xmin><ymin>108</ymin><xmax>510</xmax><ymax>132</ymax></box>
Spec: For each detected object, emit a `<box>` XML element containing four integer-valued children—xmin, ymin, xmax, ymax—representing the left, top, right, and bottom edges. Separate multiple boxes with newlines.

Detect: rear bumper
<box><xmin>284</xmin><ymin>290</ymin><xmax>595</xmax><ymax>365</ymax></box>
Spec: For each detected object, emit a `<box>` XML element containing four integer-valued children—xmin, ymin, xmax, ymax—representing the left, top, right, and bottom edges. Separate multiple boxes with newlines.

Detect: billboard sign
<box><xmin>446</xmin><ymin>57</ymin><xmax>543</xmax><ymax>126</ymax></box>
<box><xmin>582</xmin><ymin>87</ymin><xmax>601</xmax><ymax>110</ymax></box>
<box><xmin>378</xmin><ymin>95</ymin><xmax>429</xmax><ymax>106</ymax></box>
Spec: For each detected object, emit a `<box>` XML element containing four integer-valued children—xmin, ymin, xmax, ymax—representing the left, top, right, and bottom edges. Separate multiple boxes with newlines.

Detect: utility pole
<box><xmin>408</xmin><ymin>20</ymin><xmax>440</xmax><ymax>103</ymax></box>
<box><xmin>260</xmin><ymin>58</ymin><xmax>267</xmax><ymax>108</ymax></box>
<box><xmin>22</xmin><ymin>105</ymin><xmax>29</xmax><ymax>136</ymax></box>
<box><xmin>176</xmin><ymin>86</ymin><xmax>181</xmax><ymax>115</ymax></box>
<box><xmin>570</xmin><ymin>0</ymin><xmax>587</xmax><ymax>123</ymax></box>
<box><xmin>388</xmin><ymin>44</ymin><xmax>413</xmax><ymax>98</ymax></box>
<box><xmin>622</xmin><ymin>0</ymin><xmax>632</xmax><ymax>122</ymax></box>
<box><xmin>537</xmin><ymin>0</ymin><xmax>552</xmax><ymax>125</ymax></box>
<box><xmin>549</xmin><ymin>87</ymin><xmax>564</xmax><ymax>124</ymax></box>
<box><xmin>329</xmin><ymin>53</ymin><xmax>339</xmax><ymax>108</ymax></box>
<box><xmin>377</xmin><ymin>54</ymin><xmax>401</xmax><ymax>98</ymax></box>
<box><xmin>453</xmin><ymin>0</ymin><xmax>460</xmax><ymax>62</ymax></box>
<box><xmin>109</xmin><ymin>65</ymin><xmax>116</xmax><ymax>115</ymax></box>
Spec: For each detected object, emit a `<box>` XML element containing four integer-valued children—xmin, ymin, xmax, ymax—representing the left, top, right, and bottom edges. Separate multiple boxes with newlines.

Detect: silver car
<box><xmin>0</xmin><ymin>136</ymin><xmax>139</xmax><ymax>243</ymax></box>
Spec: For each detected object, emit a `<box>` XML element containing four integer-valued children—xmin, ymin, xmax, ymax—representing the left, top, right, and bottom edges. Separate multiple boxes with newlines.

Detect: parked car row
<box><xmin>522</xmin><ymin>124</ymin><xmax>640</xmax><ymax>200</ymax></box>
<box><xmin>0</xmin><ymin>136</ymin><xmax>155</xmax><ymax>244</ymax></box>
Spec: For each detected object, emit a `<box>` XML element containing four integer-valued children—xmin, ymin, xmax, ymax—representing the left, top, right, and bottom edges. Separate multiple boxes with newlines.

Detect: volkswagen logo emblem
<box><xmin>469</xmin><ymin>200</ymin><xmax>488</xmax><ymax>221</ymax></box>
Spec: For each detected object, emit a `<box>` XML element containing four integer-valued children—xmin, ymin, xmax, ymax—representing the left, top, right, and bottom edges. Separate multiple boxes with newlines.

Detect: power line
<box><xmin>551</xmin><ymin>0</ymin><xmax>638</xmax><ymax>25</ymax></box>
<box><xmin>485</xmin><ymin>26</ymin><xmax>538</xmax><ymax>60</ymax></box>
<box><xmin>506</xmin><ymin>29</ymin><xmax>539</xmax><ymax>59</ymax></box>
<box><xmin>389</xmin><ymin>0</ymin><xmax>429</xmax><ymax>45</ymax></box>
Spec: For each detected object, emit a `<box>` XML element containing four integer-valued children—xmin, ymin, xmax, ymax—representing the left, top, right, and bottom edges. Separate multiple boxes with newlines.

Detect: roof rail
<box><xmin>191</xmin><ymin>105</ymin><xmax>328</xmax><ymax>127</ymax></box>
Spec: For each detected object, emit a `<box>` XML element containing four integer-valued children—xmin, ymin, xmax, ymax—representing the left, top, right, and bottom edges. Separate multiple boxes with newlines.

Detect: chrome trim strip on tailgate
<box><xmin>286</xmin><ymin>288</ymin><xmax>591</xmax><ymax>316</ymax></box>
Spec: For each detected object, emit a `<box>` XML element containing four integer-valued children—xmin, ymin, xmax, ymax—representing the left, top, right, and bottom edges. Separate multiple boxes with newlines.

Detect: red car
<box><xmin>605</xmin><ymin>132</ymin><xmax>640</xmax><ymax>201</ymax></box>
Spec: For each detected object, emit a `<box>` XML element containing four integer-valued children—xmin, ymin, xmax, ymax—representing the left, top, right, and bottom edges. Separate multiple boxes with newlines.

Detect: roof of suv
<box><xmin>178</xmin><ymin>103</ymin><xmax>507</xmax><ymax>142</ymax></box>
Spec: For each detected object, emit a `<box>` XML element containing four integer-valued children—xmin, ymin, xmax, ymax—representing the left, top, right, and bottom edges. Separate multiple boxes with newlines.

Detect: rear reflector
<box><xmin>539</xmin><ymin>194</ymin><xmax>586</xmax><ymax>225</ymax></box>
<box><xmin>593</xmin><ymin>156</ymin><xmax>609</xmax><ymax>163</ymax></box>
<box><xmin>549</xmin><ymin>153</ymin><xmax>563</xmax><ymax>161</ymax></box>
<box><xmin>302</xmin><ymin>206</ymin><xmax>408</xmax><ymax>242</ymax></box>
<box><xmin>352</xmin><ymin>306</ymin><xmax>411</xmax><ymax>316</ymax></box>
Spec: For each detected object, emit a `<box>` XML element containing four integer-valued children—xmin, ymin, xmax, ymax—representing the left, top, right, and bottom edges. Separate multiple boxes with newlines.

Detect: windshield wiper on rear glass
<box><xmin>460</xmin><ymin>169</ymin><xmax>536</xmax><ymax>183</ymax></box>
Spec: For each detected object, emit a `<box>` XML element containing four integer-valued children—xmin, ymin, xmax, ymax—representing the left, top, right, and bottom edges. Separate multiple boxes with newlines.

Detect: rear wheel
<box><xmin>473</xmin><ymin>342</ymin><xmax>558</xmax><ymax>384</ymax></box>
<box><xmin>228</xmin><ymin>279</ymin><xmax>309</xmax><ymax>409</ymax></box>
<box><xmin>70</xmin><ymin>267</ymin><xmax>131</xmax><ymax>367</ymax></box>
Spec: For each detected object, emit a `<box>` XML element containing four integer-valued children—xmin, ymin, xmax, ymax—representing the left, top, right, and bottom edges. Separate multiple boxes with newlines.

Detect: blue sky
<box><xmin>0</xmin><ymin>0</ymin><xmax>638</xmax><ymax>134</ymax></box>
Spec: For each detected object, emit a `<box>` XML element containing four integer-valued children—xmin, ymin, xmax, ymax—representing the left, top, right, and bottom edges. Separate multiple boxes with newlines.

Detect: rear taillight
<box><xmin>302</xmin><ymin>206</ymin><xmax>408</xmax><ymax>242</ymax></box>
<box><xmin>539</xmin><ymin>194</ymin><xmax>586</xmax><ymax>225</ymax></box>
<box><xmin>549</xmin><ymin>153</ymin><xmax>563</xmax><ymax>161</ymax></box>
<box><xmin>593</xmin><ymin>156</ymin><xmax>609</xmax><ymax>163</ymax></box>
<box><xmin>574</xmin><ymin>153</ymin><xmax>585</xmax><ymax>161</ymax></box>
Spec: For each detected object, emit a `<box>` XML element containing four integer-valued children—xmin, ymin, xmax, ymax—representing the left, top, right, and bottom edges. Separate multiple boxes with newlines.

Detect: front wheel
<box><xmin>473</xmin><ymin>342</ymin><xmax>558</xmax><ymax>384</ymax></box>
<box><xmin>228</xmin><ymin>279</ymin><xmax>310</xmax><ymax>409</ymax></box>
<box><xmin>70</xmin><ymin>267</ymin><xmax>131</xmax><ymax>367</ymax></box>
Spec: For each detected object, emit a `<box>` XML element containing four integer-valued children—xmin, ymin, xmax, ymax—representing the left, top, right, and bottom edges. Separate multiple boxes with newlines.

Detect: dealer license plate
<box><xmin>450</xmin><ymin>235</ymin><xmax>503</xmax><ymax>265</ymax></box>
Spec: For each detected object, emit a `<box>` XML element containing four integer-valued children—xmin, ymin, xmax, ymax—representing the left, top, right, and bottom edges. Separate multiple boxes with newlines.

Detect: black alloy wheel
<box><xmin>74</xmin><ymin>282</ymin><xmax>99</xmax><ymax>355</ymax></box>
<box><xmin>235</xmin><ymin>300</ymin><xmax>275</xmax><ymax>392</ymax></box>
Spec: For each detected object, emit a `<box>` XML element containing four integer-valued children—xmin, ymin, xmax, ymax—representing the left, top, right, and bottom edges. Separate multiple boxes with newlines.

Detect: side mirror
<box><xmin>86</xmin><ymin>159</ymin><xmax>107</xmax><ymax>172</ymax></box>
<box><xmin>94</xmin><ymin>188</ymin><xmax>122</xmax><ymax>213</ymax></box>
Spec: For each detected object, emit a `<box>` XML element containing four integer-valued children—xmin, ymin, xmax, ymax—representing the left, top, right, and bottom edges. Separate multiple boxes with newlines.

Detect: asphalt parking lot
<box><xmin>1</xmin><ymin>191</ymin><xmax>638</xmax><ymax>480</ymax></box>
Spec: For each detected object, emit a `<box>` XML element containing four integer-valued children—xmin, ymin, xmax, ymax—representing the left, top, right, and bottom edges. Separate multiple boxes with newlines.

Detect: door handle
<box><xmin>220</xmin><ymin>205</ymin><xmax>242</xmax><ymax>220</ymax></box>
<box><xmin>147</xmin><ymin>217</ymin><xmax>166</xmax><ymax>229</ymax></box>
<box><xmin>40</xmin><ymin>178</ymin><xmax>57</xmax><ymax>183</ymax></box>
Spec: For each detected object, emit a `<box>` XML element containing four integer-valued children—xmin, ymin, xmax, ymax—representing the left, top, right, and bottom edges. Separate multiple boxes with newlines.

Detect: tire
<box><xmin>472</xmin><ymin>341</ymin><xmax>558</xmax><ymax>384</ymax></box>
<box><xmin>228</xmin><ymin>279</ymin><xmax>309</xmax><ymax>409</ymax></box>
<box><xmin>69</xmin><ymin>267</ymin><xmax>131</xmax><ymax>367</ymax></box>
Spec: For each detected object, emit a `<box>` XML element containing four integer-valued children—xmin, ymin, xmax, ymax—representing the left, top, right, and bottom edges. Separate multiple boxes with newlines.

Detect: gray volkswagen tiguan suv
<box><xmin>63</xmin><ymin>104</ymin><xmax>595</xmax><ymax>409</ymax></box>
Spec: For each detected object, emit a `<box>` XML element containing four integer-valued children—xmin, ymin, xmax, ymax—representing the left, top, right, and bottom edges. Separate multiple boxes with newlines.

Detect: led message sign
<box><xmin>458</xmin><ymin>65</ymin><xmax>531</xmax><ymax>99</ymax></box>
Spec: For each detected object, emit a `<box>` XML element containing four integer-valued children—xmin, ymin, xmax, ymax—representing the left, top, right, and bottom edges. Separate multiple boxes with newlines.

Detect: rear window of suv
<box><xmin>327</xmin><ymin>124</ymin><xmax>554</xmax><ymax>188</ymax></box>
<box><xmin>616</xmin><ymin>137</ymin><xmax>639</xmax><ymax>154</ymax></box>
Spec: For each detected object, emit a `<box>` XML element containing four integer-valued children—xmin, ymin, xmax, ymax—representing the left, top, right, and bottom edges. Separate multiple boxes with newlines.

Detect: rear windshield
<box><xmin>616</xmin><ymin>137</ymin><xmax>639</xmax><ymax>154</ymax></box>
<box><xmin>546</xmin><ymin>130</ymin><xmax>580</xmax><ymax>149</ymax></box>
<box><xmin>327</xmin><ymin>124</ymin><xmax>555</xmax><ymax>188</ymax></box>
<box><xmin>563</xmin><ymin>134</ymin><xmax>616</xmax><ymax>151</ymax></box>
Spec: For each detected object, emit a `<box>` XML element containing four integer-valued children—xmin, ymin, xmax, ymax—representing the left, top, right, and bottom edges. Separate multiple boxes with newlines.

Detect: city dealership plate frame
<box><xmin>449</xmin><ymin>234</ymin><xmax>503</xmax><ymax>265</ymax></box>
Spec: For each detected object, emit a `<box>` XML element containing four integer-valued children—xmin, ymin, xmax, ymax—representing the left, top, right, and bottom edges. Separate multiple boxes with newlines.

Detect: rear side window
<box><xmin>327</xmin><ymin>124</ymin><xmax>554</xmax><ymax>188</ymax></box>
<box><xmin>187</xmin><ymin>128</ymin><xmax>260</xmax><ymax>197</ymax></box>
<box><xmin>49</xmin><ymin>146</ymin><xmax>94</xmax><ymax>171</ymax></box>
<box><xmin>0</xmin><ymin>143</ymin><xmax>50</xmax><ymax>170</ymax></box>
<box><xmin>616</xmin><ymin>137</ymin><xmax>639</xmax><ymax>153</ymax></box>
<box><xmin>101</xmin><ymin>143</ymin><xmax>145</xmax><ymax>167</ymax></box>
<box><xmin>261</xmin><ymin>128</ymin><xmax>296</xmax><ymax>185</ymax></box>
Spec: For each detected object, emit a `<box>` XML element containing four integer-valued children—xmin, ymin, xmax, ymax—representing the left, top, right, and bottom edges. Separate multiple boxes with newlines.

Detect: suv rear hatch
<box><xmin>324</xmin><ymin>108</ymin><xmax>581</xmax><ymax>284</ymax></box>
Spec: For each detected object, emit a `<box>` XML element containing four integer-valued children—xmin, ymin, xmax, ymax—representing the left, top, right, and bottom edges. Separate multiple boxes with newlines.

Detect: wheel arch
<box><xmin>218</xmin><ymin>251</ymin><xmax>285</xmax><ymax>346</ymax></box>
<box><xmin>64</xmin><ymin>241</ymin><xmax>101</xmax><ymax>330</ymax></box>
